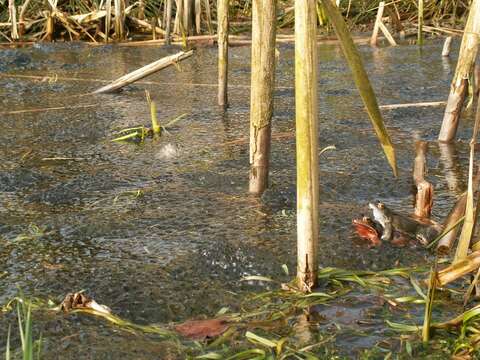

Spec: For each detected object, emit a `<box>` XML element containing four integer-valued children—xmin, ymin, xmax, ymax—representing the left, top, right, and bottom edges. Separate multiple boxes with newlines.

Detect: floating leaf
<box><xmin>386</xmin><ymin>320</ymin><xmax>421</xmax><ymax>332</ymax></box>
<box><xmin>175</xmin><ymin>318</ymin><xmax>229</xmax><ymax>340</ymax></box>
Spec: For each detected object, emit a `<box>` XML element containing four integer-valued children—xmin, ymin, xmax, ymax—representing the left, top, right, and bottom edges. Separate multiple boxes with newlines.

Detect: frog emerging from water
<box><xmin>353</xmin><ymin>202</ymin><xmax>443</xmax><ymax>247</ymax></box>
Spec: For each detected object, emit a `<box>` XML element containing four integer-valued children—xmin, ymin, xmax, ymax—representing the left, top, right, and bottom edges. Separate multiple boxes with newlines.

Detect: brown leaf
<box><xmin>352</xmin><ymin>218</ymin><xmax>381</xmax><ymax>247</ymax></box>
<box><xmin>174</xmin><ymin>318</ymin><xmax>229</xmax><ymax>340</ymax></box>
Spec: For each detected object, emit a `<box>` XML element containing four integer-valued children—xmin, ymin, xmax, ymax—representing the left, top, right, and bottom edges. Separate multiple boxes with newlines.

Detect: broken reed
<box><xmin>0</xmin><ymin>0</ymin><xmax>471</xmax><ymax>42</ymax></box>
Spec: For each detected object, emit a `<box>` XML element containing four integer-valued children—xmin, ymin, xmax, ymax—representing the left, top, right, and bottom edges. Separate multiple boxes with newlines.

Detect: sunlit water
<box><xmin>0</xmin><ymin>38</ymin><xmax>475</xmax><ymax>358</ymax></box>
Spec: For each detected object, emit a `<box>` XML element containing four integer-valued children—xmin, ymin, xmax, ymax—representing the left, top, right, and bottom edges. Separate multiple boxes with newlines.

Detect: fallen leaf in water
<box><xmin>352</xmin><ymin>217</ymin><xmax>381</xmax><ymax>247</ymax></box>
<box><xmin>174</xmin><ymin>318</ymin><xmax>229</xmax><ymax>340</ymax></box>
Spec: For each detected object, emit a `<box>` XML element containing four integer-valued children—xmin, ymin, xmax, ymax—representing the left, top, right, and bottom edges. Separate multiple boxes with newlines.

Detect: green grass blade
<box><xmin>24</xmin><ymin>304</ymin><xmax>33</xmax><ymax>360</ymax></box>
<box><xmin>17</xmin><ymin>305</ymin><xmax>25</xmax><ymax>352</ymax></box>
<box><xmin>422</xmin><ymin>258</ymin><xmax>438</xmax><ymax>343</ymax></box>
<box><xmin>111</xmin><ymin>132</ymin><xmax>142</xmax><ymax>142</ymax></box>
<box><xmin>145</xmin><ymin>90</ymin><xmax>161</xmax><ymax>135</ymax></box>
<box><xmin>245</xmin><ymin>331</ymin><xmax>277</xmax><ymax>348</ymax></box>
<box><xmin>386</xmin><ymin>320</ymin><xmax>421</xmax><ymax>332</ymax></box>
<box><xmin>225</xmin><ymin>349</ymin><xmax>266</xmax><ymax>360</ymax></box>
<box><xmin>165</xmin><ymin>113</ymin><xmax>188</xmax><ymax>128</ymax></box>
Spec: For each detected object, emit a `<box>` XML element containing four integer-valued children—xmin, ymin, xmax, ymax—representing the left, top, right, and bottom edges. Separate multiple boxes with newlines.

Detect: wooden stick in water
<box><xmin>93</xmin><ymin>50</ymin><xmax>194</xmax><ymax>94</ymax></box>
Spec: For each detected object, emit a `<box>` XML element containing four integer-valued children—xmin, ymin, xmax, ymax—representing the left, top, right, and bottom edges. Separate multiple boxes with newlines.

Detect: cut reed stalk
<box><xmin>105</xmin><ymin>0</ymin><xmax>112</xmax><ymax>42</ymax></box>
<box><xmin>437</xmin><ymin>251</ymin><xmax>480</xmax><ymax>286</ymax></box>
<box><xmin>174</xmin><ymin>0</ymin><xmax>183</xmax><ymax>34</ymax></box>
<box><xmin>475</xmin><ymin>60</ymin><xmax>480</xmax><ymax>98</ymax></box>
<box><xmin>45</xmin><ymin>13</ymin><xmax>54</xmax><ymax>42</ymax></box>
<box><xmin>217</xmin><ymin>0</ymin><xmax>229</xmax><ymax>107</ymax></box>
<box><xmin>438</xmin><ymin>142</ymin><xmax>460</xmax><ymax>192</ymax></box>
<box><xmin>249</xmin><ymin>0</ymin><xmax>277</xmax><ymax>196</ymax></box>
<box><xmin>413</xmin><ymin>141</ymin><xmax>433</xmax><ymax>218</ymax></box>
<box><xmin>183</xmin><ymin>0</ymin><xmax>193</xmax><ymax>34</ymax></box>
<box><xmin>418</xmin><ymin>0</ymin><xmax>423</xmax><ymax>45</ymax></box>
<box><xmin>438</xmin><ymin>0</ymin><xmax>480</xmax><ymax>142</ymax></box>
<box><xmin>204</xmin><ymin>0</ymin><xmax>213</xmax><ymax>34</ymax></box>
<box><xmin>378</xmin><ymin>21</ymin><xmax>397</xmax><ymax>46</ymax></box>
<box><xmin>151</xmin><ymin>17</ymin><xmax>156</xmax><ymax>40</ymax></box>
<box><xmin>18</xmin><ymin>0</ymin><xmax>31</xmax><ymax>37</ymax></box>
<box><xmin>114</xmin><ymin>0</ymin><xmax>125</xmax><ymax>40</ymax></box>
<box><xmin>93</xmin><ymin>50</ymin><xmax>194</xmax><ymax>94</ymax></box>
<box><xmin>437</xmin><ymin>193</ymin><xmax>467</xmax><ymax>254</ymax></box>
<box><xmin>138</xmin><ymin>0</ymin><xmax>145</xmax><ymax>20</ymax></box>
<box><xmin>195</xmin><ymin>0</ymin><xmax>201</xmax><ymax>34</ymax></box>
<box><xmin>165</xmin><ymin>0</ymin><xmax>172</xmax><ymax>44</ymax></box>
<box><xmin>295</xmin><ymin>0</ymin><xmax>319</xmax><ymax>292</ymax></box>
<box><xmin>442</xmin><ymin>36</ymin><xmax>453</xmax><ymax>57</ymax></box>
<box><xmin>370</xmin><ymin>1</ymin><xmax>385</xmax><ymax>46</ymax></box>
<box><xmin>8</xmin><ymin>0</ymin><xmax>18</xmax><ymax>40</ymax></box>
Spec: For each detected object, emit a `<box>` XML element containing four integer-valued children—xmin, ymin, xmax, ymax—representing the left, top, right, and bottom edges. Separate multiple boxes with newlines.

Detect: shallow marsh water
<box><xmin>0</xmin><ymin>39</ymin><xmax>476</xmax><ymax>358</ymax></box>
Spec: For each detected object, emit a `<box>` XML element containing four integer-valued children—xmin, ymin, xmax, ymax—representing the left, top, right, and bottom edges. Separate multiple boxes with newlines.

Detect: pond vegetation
<box><xmin>2</xmin><ymin>0</ymin><xmax>480</xmax><ymax>359</ymax></box>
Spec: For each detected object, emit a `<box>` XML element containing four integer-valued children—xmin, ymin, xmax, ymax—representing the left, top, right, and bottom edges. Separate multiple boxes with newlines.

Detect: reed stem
<box><xmin>295</xmin><ymin>0</ymin><xmax>319</xmax><ymax>292</ymax></box>
<box><xmin>249</xmin><ymin>0</ymin><xmax>276</xmax><ymax>196</ymax></box>
<box><xmin>217</xmin><ymin>0</ymin><xmax>229</xmax><ymax>107</ymax></box>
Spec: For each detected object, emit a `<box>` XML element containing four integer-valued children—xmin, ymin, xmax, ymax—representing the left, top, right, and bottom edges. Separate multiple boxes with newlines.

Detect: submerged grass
<box><xmin>3</xmin><ymin>264</ymin><xmax>480</xmax><ymax>357</ymax></box>
<box><xmin>4</xmin><ymin>266</ymin><xmax>423</xmax><ymax>358</ymax></box>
